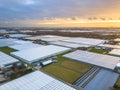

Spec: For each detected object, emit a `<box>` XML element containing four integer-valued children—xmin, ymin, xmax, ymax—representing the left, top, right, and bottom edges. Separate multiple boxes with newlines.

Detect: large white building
<box><xmin>0</xmin><ymin>38</ymin><xmax>33</xmax><ymax>47</ymax></box>
<box><xmin>0</xmin><ymin>71</ymin><xmax>76</xmax><ymax>90</ymax></box>
<box><xmin>9</xmin><ymin>43</ymin><xmax>44</xmax><ymax>51</ymax></box>
<box><xmin>24</xmin><ymin>35</ymin><xmax>71</xmax><ymax>42</ymax></box>
<box><xmin>62</xmin><ymin>37</ymin><xmax>107</xmax><ymax>46</ymax></box>
<box><xmin>49</xmin><ymin>41</ymin><xmax>91</xmax><ymax>49</ymax></box>
<box><xmin>83</xmin><ymin>69</ymin><xmax>119</xmax><ymax>90</ymax></box>
<box><xmin>11</xmin><ymin>45</ymin><xmax>71</xmax><ymax>65</ymax></box>
<box><xmin>63</xmin><ymin>50</ymin><xmax>120</xmax><ymax>70</ymax></box>
<box><xmin>0</xmin><ymin>52</ymin><xmax>19</xmax><ymax>69</ymax></box>
<box><xmin>0</xmin><ymin>39</ymin><xmax>17</xmax><ymax>47</ymax></box>
<box><xmin>98</xmin><ymin>44</ymin><xmax>120</xmax><ymax>49</ymax></box>
<box><xmin>109</xmin><ymin>49</ymin><xmax>120</xmax><ymax>57</ymax></box>
<box><xmin>8</xmin><ymin>34</ymin><xmax>31</xmax><ymax>38</ymax></box>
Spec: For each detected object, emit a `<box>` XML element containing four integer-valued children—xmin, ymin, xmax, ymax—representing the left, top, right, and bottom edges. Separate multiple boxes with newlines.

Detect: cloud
<box><xmin>0</xmin><ymin>0</ymin><xmax>120</xmax><ymax>27</ymax></box>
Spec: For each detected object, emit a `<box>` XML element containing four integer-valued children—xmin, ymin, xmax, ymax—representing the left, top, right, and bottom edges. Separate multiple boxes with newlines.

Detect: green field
<box><xmin>42</xmin><ymin>52</ymin><xmax>91</xmax><ymax>84</ymax></box>
<box><xmin>89</xmin><ymin>48</ymin><xmax>109</xmax><ymax>54</ymax></box>
<box><xmin>0</xmin><ymin>47</ymin><xmax>16</xmax><ymax>54</ymax></box>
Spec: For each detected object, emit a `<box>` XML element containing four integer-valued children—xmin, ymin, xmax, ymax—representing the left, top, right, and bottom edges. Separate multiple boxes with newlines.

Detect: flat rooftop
<box><xmin>62</xmin><ymin>37</ymin><xmax>106</xmax><ymax>46</ymax></box>
<box><xmin>0</xmin><ymin>52</ymin><xmax>18</xmax><ymax>68</ymax></box>
<box><xmin>109</xmin><ymin>49</ymin><xmax>120</xmax><ymax>56</ymax></box>
<box><xmin>24</xmin><ymin>35</ymin><xmax>71</xmax><ymax>42</ymax></box>
<box><xmin>0</xmin><ymin>71</ymin><xmax>75</xmax><ymax>90</ymax></box>
<box><xmin>9</xmin><ymin>34</ymin><xmax>31</xmax><ymax>38</ymax></box>
<box><xmin>9</xmin><ymin>43</ymin><xmax>44</xmax><ymax>51</ymax></box>
<box><xmin>63</xmin><ymin>50</ymin><xmax>120</xmax><ymax>70</ymax></box>
<box><xmin>11</xmin><ymin>45</ymin><xmax>71</xmax><ymax>63</ymax></box>
<box><xmin>0</xmin><ymin>39</ymin><xmax>33</xmax><ymax>47</ymax></box>
<box><xmin>13</xmin><ymin>40</ymin><xmax>33</xmax><ymax>44</ymax></box>
<box><xmin>0</xmin><ymin>39</ymin><xmax>17</xmax><ymax>47</ymax></box>
<box><xmin>98</xmin><ymin>44</ymin><xmax>120</xmax><ymax>49</ymax></box>
<box><xmin>49</xmin><ymin>41</ymin><xmax>91</xmax><ymax>48</ymax></box>
<box><xmin>84</xmin><ymin>69</ymin><xmax>119</xmax><ymax>90</ymax></box>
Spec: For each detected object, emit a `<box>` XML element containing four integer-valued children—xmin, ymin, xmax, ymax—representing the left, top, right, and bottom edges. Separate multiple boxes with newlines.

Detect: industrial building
<box><xmin>109</xmin><ymin>49</ymin><xmax>120</xmax><ymax>57</ymax></box>
<box><xmin>0</xmin><ymin>39</ymin><xmax>17</xmax><ymax>47</ymax></box>
<box><xmin>0</xmin><ymin>52</ymin><xmax>19</xmax><ymax>69</ymax></box>
<box><xmin>8</xmin><ymin>34</ymin><xmax>31</xmax><ymax>38</ymax></box>
<box><xmin>49</xmin><ymin>41</ymin><xmax>91</xmax><ymax>49</ymax></box>
<box><xmin>11</xmin><ymin>45</ymin><xmax>71</xmax><ymax>66</ymax></box>
<box><xmin>0</xmin><ymin>38</ymin><xmax>33</xmax><ymax>47</ymax></box>
<box><xmin>63</xmin><ymin>50</ymin><xmax>120</xmax><ymax>70</ymax></box>
<box><xmin>83</xmin><ymin>69</ymin><xmax>119</xmax><ymax>90</ymax></box>
<box><xmin>62</xmin><ymin>37</ymin><xmax>107</xmax><ymax>46</ymax></box>
<box><xmin>98</xmin><ymin>44</ymin><xmax>120</xmax><ymax>49</ymax></box>
<box><xmin>0</xmin><ymin>71</ymin><xmax>76</xmax><ymax>90</ymax></box>
<box><xmin>9</xmin><ymin>43</ymin><xmax>44</xmax><ymax>51</ymax></box>
<box><xmin>24</xmin><ymin>35</ymin><xmax>71</xmax><ymax>42</ymax></box>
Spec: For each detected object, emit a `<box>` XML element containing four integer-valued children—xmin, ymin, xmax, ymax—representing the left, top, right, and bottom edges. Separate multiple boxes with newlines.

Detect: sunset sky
<box><xmin>0</xmin><ymin>0</ymin><xmax>120</xmax><ymax>27</ymax></box>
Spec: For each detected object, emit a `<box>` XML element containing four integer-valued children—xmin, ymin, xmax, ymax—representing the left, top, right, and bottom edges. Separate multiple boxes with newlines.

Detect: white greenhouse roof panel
<box><xmin>9</xmin><ymin>34</ymin><xmax>31</xmax><ymax>38</ymax></box>
<box><xmin>0</xmin><ymin>39</ymin><xmax>33</xmax><ymax>47</ymax></box>
<box><xmin>98</xmin><ymin>44</ymin><xmax>120</xmax><ymax>49</ymax></box>
<box><xmin>50</xmin><ymin>41</ymin><xmax>91</xmax><ymax>48</ymax></box>
<box><xmin>13</xmin><ymin>40</ymin><xmax>33</xmax><ymax>44</ymax></box>
<box><xmin>109</xmin><ymin>49</ymin><xmax>120</xmax><ymax>56</ymax></box>
<box><xmin>0</xmin><ymin>39</ymin><xmax>18</xmax><ymax>47</ymax></box>
<box><xmin>62</xmin><ymin>37</ymin><xmax>107</xmax><ymax>46</ymax></box>
<box><xmin>42</xmin><ymin>60</ymin><xmax>53</xmax><ymax>66</ymax></box>
<box><xmin>9</xmin><ymin>43</ymin><xmax>44</xmax><ymax>50</ymax></box>
<box><xmin>0</xmin><ymin>71</ymin><xmax>75</xmax><ymax>90</ymax></box>
<box><xmin>0</xmin><ymin>52</ymin><xmax>19</xmax><ymax>68</ymax></box>
<box><xmin>11</xmin><ymin>45</ymin><xmax>71</xmax><ymax>63</ymax></box>
<box><xmin>63</xmin><ymin>50</ymin><xmax>120</xmax><ymax>70</ymax></box>
<box><xmin>24</xmin><ymin>35</ymin><xmax>71</xmax><ymax>41</ymax></box>
<box><xmin>84</xmin><ymin>69</ymin><xmax>119</xmax><ymax>90</ymax></box>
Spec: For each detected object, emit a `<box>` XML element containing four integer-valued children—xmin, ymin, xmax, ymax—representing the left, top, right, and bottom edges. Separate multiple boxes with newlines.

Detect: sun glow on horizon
<box><xmin>36</xmin><ymin>18</ymin><xmax>120</xmax><ymax>27</ymax></box>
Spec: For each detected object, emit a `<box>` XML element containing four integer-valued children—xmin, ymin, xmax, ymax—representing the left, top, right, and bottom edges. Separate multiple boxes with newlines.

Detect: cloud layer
<box><xmin>0</xmin><ymin>0</ymin><xmax>120</xmax><ymax>27</ymax></box>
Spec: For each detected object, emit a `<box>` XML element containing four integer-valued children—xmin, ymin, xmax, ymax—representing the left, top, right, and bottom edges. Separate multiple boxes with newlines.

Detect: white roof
<box><xmin>9</xmin><ymin>34</ymin><xmax>31</xmax><ymax>38</ymax></box>
<box><xmin>98</xmin><ymin>44</ymin><xmax>120</xmax><ymax>49</ymax></box>
<box><xmin>84</xmin><ymin>69</ymin><xmax>119</xmax><ymax>90</ymax></box>
<box><xmin>0</xmin><ymin>39</ymin><xmax>17</xmax><ymax>47</ymax></box>
<box><xmin>63</xmin><ymin>50</ymin><xmax>120</xmax><ymax>70</ymax></box>
<box><xmin>62</xmin><ymin>37</ymin><xmax>106</xmax><ymax>46</ymax></box>
<box><xmin>42</xmin><ymin>60</ymin><xmax>53</xmax><ymax>65</ymax></box>
<box><xmin>25</xmin><ymin>35</ymin><xmax>71</xmax><ymax>41</ymax></box>
<box><xmin>116</xmin><ymin>63</ymin><xmax>120</xmax><ymax>67</ymax></box>
<box><xmin>13</xmin><ymin>40</ymin><xmax>33</xmax><ymax>44</ymax></box>
<box><xmin>0</xmin><ymin>39</ymin><xmax>33</xmax><ymax>47</ymax></box>
<box><xmin>109</xmin><ymin>49</ymin><xmax>120</xmax><ymax>56</ymax></box>
<box><xmin>11</xmin><ymin>45</ymin><xmax>71</xmax><ymax>63</ymax></box>
<box><xmin>50</xmin><ymin>41</ymin><xmax>91</xmax><ymax>48</ymax></box>
<box><xmin>9</xmin><ymin>43</ymin><xmax>44</xmax><ymax>51</ymax></box>
<box><xmin>0</xmin><ymin>52</ymin><xmax>18</xmax><ymax>68</ymax></box>
<box><xmin>0</xmin><ymin>71</ymin><xmax>75</xmax><ymax>90</ymax></box>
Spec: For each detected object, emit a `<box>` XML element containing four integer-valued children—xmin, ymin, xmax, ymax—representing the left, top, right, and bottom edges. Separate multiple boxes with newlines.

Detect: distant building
<box><xmin>8</xmin><ymin>34</ymin><xmax>31</xmax><ymax>39</ymax></box>
<box><xmin>9</xmin><ymin>43</ymin><xmax>44</xmax><ymax>51</ymax></box>
<box><xmin>61</xmin><ymin>37</ymin><xmax>107</xmax><ymax>46</ymax></box>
